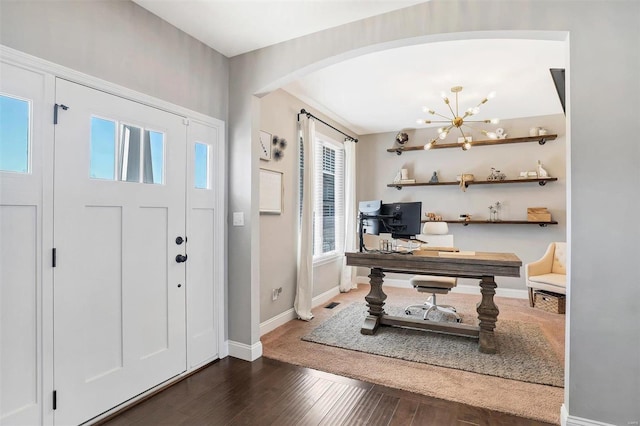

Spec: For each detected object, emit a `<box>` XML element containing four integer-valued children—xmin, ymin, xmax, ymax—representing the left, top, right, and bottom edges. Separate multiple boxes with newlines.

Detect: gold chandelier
<box><xmin>417</xmin><ymin>86</ymin><xmax>499</xmax><ymax>151</ymax></box>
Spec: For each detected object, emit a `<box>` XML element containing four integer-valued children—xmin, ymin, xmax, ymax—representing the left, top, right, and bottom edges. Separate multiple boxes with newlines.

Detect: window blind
<box><xmin>313</xmin><ymin>135</ymin><xmax>345</xmax><ymax>256</ymax></box>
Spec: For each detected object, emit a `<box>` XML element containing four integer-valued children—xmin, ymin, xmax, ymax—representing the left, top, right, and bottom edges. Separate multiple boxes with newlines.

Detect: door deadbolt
<box><xmin>175</xmin><ymin>236</ymin><xmax>185</xmax><ymax>245</ymax></box>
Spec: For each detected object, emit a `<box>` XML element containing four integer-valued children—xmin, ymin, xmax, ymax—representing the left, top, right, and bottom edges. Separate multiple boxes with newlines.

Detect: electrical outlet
<box><xmin>271</xmin><ymin>287</ymin><xmax>283</xmax><ymax>301</ymax></box>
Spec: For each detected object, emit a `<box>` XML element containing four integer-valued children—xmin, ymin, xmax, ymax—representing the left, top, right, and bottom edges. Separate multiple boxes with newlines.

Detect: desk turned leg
<box><xmin>361</xmin><ymin>268</ymin><xmax>387</xmax><ymax>335</ymax></box>
<box><xmin>477</xmin><ymin>276</ymin><xmax>500</xmax><ymax>354</ymax></box>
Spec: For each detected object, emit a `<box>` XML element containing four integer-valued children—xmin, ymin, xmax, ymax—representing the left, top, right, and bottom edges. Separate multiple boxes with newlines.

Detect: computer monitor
<box><xmin>358</xmin><ymin>200</ymin><xmax>382</xmax><ymax>236</ymax></box>
<box><xmin>380</xmin><ymin>201</ymin><xmax>422</xmax><ymax>240</ymax></box>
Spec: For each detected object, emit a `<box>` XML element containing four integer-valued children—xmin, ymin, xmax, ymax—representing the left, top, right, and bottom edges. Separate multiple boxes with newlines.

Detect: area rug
<box><xmin>302</xmin><ymin>302</ymin><xmax>564</xmax><ymax>387</ymax></box>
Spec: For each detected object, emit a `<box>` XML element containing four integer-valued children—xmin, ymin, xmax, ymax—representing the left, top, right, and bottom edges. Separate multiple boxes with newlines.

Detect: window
<box><xmin>0</xmin><ymin>94</ymin><xmax>30</xmax><ymax>173</ymax></box>
<box><xmin>194</xmin><ymin>142</ymin><xmax>209</xmax><ymax>189</ymax></box>
<box><xmin>89</xmin><ymin>117</ymin><xmax>164</xmax><ymax>184</ymax></box>
<box><xmin>120</xmin><ymin>125</ymin><xmax>164</xmax><ymax>184</ymax></box>
<box><xmin>145</xmin><ymin>130</ymin><xmax>164</xmax><ymax>184</ymax></box>
<box><xmin>311</xmin><ymin>135</ymin><xmax>345</xmax><ymax>259</ymax></box>
<box><xmin>90</xmin><ymin>117</ymin><xmax>116</xmax><ymax>180</ymax></box>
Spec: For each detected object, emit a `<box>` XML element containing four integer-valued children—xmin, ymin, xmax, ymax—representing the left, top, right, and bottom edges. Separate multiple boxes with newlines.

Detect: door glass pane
<box><xmin>90</xmin><ymin>117</ymin><xmax>116</xmax><ymax>180</ymax></box>
<box><xmin>119</xmin><ymin>124</ymin><xmax>142</xmax><ymax>182</ymax></box>
<box><xmin>143</xmin><ymin>130</ymin><xmax>164</xmax><ymax>184</ymax></box>
<box><xmin>0</xmin><ymin>95</ymin><xmax>30</xmax><ymax>173</ymax></box>
<box><xmin>194</xmin><ymin>142</ymin><xmax>208</xmax><ymax>189</ymax></box>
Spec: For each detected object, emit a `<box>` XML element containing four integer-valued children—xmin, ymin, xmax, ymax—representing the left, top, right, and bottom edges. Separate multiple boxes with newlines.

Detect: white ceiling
<box><xmin>132</xmin><ymin>0</ymin><xmax>424</xmax><ymax>57</ymax></box>
<box><xmin>133</xmin><ymin>1</ymin><xmax>566</xmax><ymax>136</ymax></box>
<box><xmin>283</xmin><ymin>39</ymin><xmax>566</xmax><ymax>135</ymax></box>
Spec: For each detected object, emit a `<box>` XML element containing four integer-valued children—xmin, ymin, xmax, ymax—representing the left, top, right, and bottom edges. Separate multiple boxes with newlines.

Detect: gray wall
<box><xmin>357</xmin><ymin>114</ymin><xmax>566</xmax><ymax>290</ymax></box>
<box><xmin>0</xmin><ymin>0</ymin><xmax>229</xmax><ymax>120</ymax></box>
<box><xmin>259</xmin><ymin>89</ymin><xmax>354</xmax><ymax>323</ymax></box>
<box><xmin>0</xmin><ymin>0</ymin><xmax>230</xmax><ymax>335</ymax></box>
<box><xmin>229</xmin><ymin>1</ymin><xmax>640</xmax><ymax>424</ymax></box>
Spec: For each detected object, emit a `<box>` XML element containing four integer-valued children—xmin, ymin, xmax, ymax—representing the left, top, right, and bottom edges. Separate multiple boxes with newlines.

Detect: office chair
<box><xmin>404</xmin><ymin>222</ymin><xmax>461</xmax><ymax>322</ymax></box>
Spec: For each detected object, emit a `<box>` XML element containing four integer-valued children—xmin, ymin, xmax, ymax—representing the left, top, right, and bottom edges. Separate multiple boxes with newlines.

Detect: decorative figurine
<box><xmin>425</xmin><ymin>212</ymin><xmax>443</xmax><ymax>221</ymax></box>
<box><xmin>487</xmin><ymin>167</ymin><xmax>506</xmax><ymax>181</ymax></box>
<box><xmin>395</xmin><ymin>132</ymin><xmax>409</xmax><ymax>145</ymax></box>
<box><xmin>537</xmin><ymin>160</ymin><xmax>549</xmax><ymax>178</ymax></box>
<box><xmin>429</xmin><ymin>171</ymin><xmax>439</xmax><ymax>183</ymax></box>
<box><xmin>488</xmin><ymin>201</ymin><xmax>502</xmax><ymax>222</ymax></box>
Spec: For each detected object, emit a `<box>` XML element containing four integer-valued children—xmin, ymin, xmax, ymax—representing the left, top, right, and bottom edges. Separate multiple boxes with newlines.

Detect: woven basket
<box><xmin>534</xmin><ymin>291</ymin><xmax>566</xmax><ymax>314</ymax></box>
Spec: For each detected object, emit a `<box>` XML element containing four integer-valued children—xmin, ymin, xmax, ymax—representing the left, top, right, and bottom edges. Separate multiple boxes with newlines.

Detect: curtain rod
<box><xmin>297</xmin><ymin>108</ymin><xmax>358</xmax><ymax>142</ymax></box>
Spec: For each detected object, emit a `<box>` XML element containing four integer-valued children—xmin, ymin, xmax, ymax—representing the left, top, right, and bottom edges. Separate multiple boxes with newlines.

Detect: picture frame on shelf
<box><xmin>259</xmin><ymin>168</ymin><xmax>283</xmax><ymax>214</ymax></box>
<box><xmin>259</xmin><ymin>130</ymin><xmax>272</xmax><ymax>160</ymax></box>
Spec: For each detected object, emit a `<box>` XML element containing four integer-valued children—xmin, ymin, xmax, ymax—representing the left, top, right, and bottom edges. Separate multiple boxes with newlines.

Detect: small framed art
<box><xmin>259</xmin><ymin>130</ymin><xmax>272</xmax><ymax>160</ymax></box>
<box><xmin>259</xmin><ymin>168</ymin><xmax>283</xmax><ymax>214</ymax></box>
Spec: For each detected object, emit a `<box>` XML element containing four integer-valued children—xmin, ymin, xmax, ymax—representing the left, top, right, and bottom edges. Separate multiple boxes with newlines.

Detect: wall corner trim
<box><xmin>228</xmin><ymin>340</ymin><xmax>263</xmax><ymax>361</ymax></box>
<box><xmin>562</xmin><ymin>405</ymin><xmax>616</xmax><ymax>426</ymax></box>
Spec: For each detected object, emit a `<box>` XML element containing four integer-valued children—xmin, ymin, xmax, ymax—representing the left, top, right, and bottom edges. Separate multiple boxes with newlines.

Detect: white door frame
<box><xmin>0</xmin><ymin>45</ymin><xmax>227</xmax><ymax>426</ymax></box>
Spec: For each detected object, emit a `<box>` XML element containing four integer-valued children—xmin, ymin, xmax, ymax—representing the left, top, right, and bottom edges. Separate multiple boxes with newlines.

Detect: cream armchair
<box><xmin>526</xmin><ymin>242</ymin><xmax>567</xmax><ymax>307</ymax></box>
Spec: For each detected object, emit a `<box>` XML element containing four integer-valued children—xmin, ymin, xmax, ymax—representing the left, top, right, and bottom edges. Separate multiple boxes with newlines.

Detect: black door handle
<box><xmin>176</xmin><ymin>254</ymin><xmax>188</xmax><ymax>263</ymax></box>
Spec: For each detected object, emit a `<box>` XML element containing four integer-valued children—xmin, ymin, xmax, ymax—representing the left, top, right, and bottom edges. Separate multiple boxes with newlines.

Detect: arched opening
<box><xmin>254</xmin><ymin>31</ymin><xmax>570</xmax><ymax>422</ymax></box>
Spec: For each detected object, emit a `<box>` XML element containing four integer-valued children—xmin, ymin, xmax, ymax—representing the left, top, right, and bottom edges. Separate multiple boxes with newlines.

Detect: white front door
<box><xmin>53</xmin><ymin>79</ymin><xmax>187</xmax><ymax>425</ymax></box>
<box><xmin>0</xmin><ymin>61</ymin><xmax>51</xmax><ymax>426</ymax></box>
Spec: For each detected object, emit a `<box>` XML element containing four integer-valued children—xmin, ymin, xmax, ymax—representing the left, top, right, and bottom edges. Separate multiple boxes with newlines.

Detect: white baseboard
<box><xmin>260</xmin><ymin>308</ymin><xmax>298</xmax><ymax>336</ymax></box>
<box><xmin>228</xmin><ymin>340</ymin><xmax>263</xmax><ymax>361</ymax></box>
<box><xmin>219</xmin><ymin>340</ymin><xmax>229</xmax><ymax>359</ymax></box>
<box><xmin>561</xmin><ymin>404</ymin><xmax>617</xmax><ymax>426</ymax></box>
<box><xmin>356</xmin><ymin>275</ymin><xmax>528</xmax><ymax>299</ymax></box>
<box><xmin>259</xmin><ymin>286</ymin><xmax>341</xmax><ymax>336</ymax></box>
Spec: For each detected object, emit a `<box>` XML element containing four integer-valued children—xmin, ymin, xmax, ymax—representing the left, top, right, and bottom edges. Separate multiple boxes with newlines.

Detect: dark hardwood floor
<box><xmin>99</xmin><ymin>357</ymin><xmax>555</xmax><ymax>426</ymax></box>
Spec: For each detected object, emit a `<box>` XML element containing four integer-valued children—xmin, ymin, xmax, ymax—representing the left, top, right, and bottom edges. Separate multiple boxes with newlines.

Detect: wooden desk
<box><xmin>345</xmin><ymin>251</ymin><xmax>522</xmax><ymax>354</ymax></box>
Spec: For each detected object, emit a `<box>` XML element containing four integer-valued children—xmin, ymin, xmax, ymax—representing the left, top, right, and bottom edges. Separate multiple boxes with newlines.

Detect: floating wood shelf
<box><xmin>388</xmin><ymin>177</ymin><xmax>558</xmax><ymax>190</ymax></box>
<box><xmin>387</xmin><ymin>134</ymin><xmax>557</xmax><ymax>155</ymax></box>
<box><xmin>422</xmin><ymin>220</ymin><xmax>559</xmax><ymax>227</ymax></box>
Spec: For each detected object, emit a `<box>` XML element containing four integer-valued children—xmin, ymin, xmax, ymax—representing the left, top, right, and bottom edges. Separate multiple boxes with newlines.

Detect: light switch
<box><xmin>232</xmin><ymin>212</ymin><xmax>244</xmax><ymax>226</ymax></box>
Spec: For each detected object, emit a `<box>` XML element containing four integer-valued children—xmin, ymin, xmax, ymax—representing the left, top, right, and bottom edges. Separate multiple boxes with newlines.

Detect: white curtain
<box><xmin>294</xmin><ymin>116</ymin><xmax>315</xmax><ymax>320</ymax></box>
<box><xmin>339</xmin><ymin>138</ymin><xmax>357</xmax><ymax>292</ymax></box>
